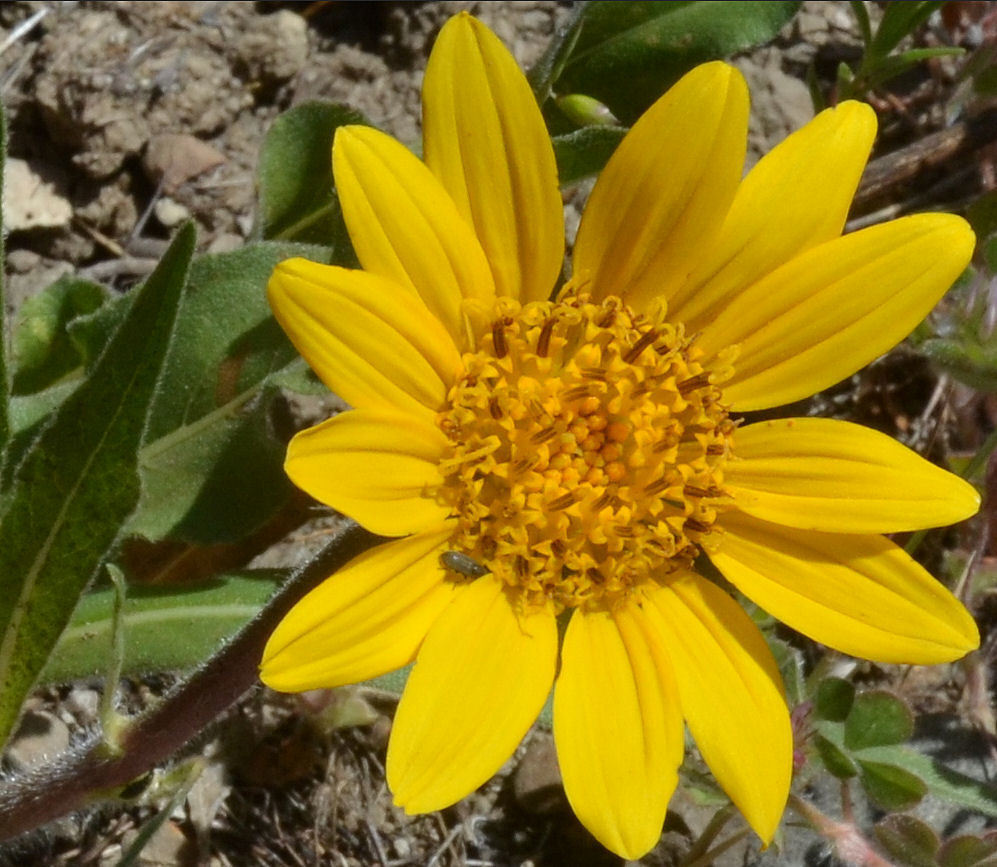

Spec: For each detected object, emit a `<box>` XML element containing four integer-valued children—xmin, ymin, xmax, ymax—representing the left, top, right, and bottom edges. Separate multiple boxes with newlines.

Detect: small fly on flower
<box><xmin>440</xmin><ymin>550</ymin><xmax>489</xmax><ymax>578</ymax></box>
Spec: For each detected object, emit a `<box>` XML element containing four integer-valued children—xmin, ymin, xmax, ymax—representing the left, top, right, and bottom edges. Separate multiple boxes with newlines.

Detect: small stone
<box><xmin>7</xmin><ymin>709</ymin><xmax>71</xmax><ymax>770</ymax></box>
<box><xmin>65</xmin><ymin>687</ymin><xmax>101</xmax><ymax>723</ymax></box>
<box><xmin>3</xmin><ymin>159</ymin><xmax>73</xmax><ymax>231</ymax></box>
<box><xmin>206</xmin><ymin>232</ymin><xmax>242</xmax><ymax>254</ymax></box>
<box><xmin>236</xmin><ymin>10</ymin><xmax>309</xmax><ymax>84</ymax></box>
<box><xmin>6</xmin><ymin>249</ymin><xmax>41</xmax><ymax>273</ymax></box>
<box><xmin>512</xmin><ymin>732</ymin><xmax>566</xmax><ymax>816</ymax></box>
<box><xmin>144</xmin><ymin>134</ymin><xmax>225</xmax><ymax>193</ymax></box>
<box><xmin>154</xmin><ymin>197</ymin><xmax>192</xmax><ymax>228</ymax></box>
<box><xmin>186</xmin><ymin>759</ymin><xmax>230</xmax><ymax>842</ymax></box>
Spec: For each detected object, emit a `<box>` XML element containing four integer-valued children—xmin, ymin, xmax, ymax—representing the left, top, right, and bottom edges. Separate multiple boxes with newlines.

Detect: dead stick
<box><xmin>852</xmin><ymin>107</ymin><xmax>997</xmax><ymax>213</ymax></box>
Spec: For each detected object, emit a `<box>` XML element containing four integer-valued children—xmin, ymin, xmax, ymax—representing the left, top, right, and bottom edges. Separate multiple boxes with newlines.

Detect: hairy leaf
<box><xmin>129</xmin><ymin>241</ymin><xmax>335</xmax><ymax>544</ymax></box>
<box><xmin>555</xmin><ymin>2</ymin><xmax>800</xmax><ymax>123</ymax></box>
<box><xmin>844</xmin><ymin>690</ymin><xmax>914</xmax><ymax>750</ymax></box>
<box><xmin>257</xmin><ymin>101</ymin><xmax>365</xmax><ymax>249</ymax></box>
<box><xmin>41</xmin><ymin>572</ymin><xmax>284</xmax><ymax>682</ymax></box>
<box><xmin>11</xmin><ymin>276</ymin><xmax>107</xmax><ymax>395</ymax></box>
<box><xmin>0</xmin><ymin>223</ymin><xmax>195</xmax><ymax>748</ymax></box>
<box><xmin>553</xmin><ymin>125</ymin><xmax>627</xmax><ymax>184</ymax></box>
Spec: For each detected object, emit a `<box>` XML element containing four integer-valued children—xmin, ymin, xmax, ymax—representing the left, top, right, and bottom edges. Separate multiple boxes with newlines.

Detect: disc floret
<box><xmin>437</xmin><ymin>289</ymin><xmax>737</xmax><ymax>613</ymax></box>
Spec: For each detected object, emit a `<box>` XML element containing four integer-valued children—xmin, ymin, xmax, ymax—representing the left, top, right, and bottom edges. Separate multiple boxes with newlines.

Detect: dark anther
<box><xmin>530</xmin><ymin>427</ymin><xmax>560</xmax><ymax>444</ymax></box>
<box><xmin>677</xmin><ymin>372</ymin><xmax>712</xmax><ymax>394</ymax></box>
<box><xmin>642</xmin><ymin>476</ymin><xmax>671</xmax><ymax>496</ymax></box>
<box><xmin>548</xmin><ymin>491</ymin><xmax>577</xmax><ymax>511</ymax></box>
<box><xmin>683</xmin><ymin>484</ymin><xmax>711</xmax><ymax>498</ymax></box>
<box><xmin>537</xmin><ymin>317</ymin><xmax>556</xmax><ymax>357</ymax></box>
<box><xmin>492</xmin><ymin>319</ymin><xmax>508</xmax><ymax>358</ymax></box>
<box><xmin>624</xmin><ymin>329</ymin><xmax>659</xmax><ymax>363</ymax></box>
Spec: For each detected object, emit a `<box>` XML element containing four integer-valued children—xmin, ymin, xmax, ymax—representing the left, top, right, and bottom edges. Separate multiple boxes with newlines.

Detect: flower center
<box><xmin>436</xmin><ymin>289</ymin><xmax>736</xmax><ymax>613</ymax></box>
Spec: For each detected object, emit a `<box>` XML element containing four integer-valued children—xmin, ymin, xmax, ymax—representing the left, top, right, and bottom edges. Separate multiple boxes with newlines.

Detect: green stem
<box><xmin>680</xmin><ymin>804</ymin><xmax>734</xmax><ymax>866</ymax></box>
<box><xmin>682</xmin><ymin>827</ymin><xmax>750</xmax><ymax>867</ymax></box>
<box><xmin>0</xmin><ymin>521</ymin><xmax>380</xmax><ymax>842</ymax></box>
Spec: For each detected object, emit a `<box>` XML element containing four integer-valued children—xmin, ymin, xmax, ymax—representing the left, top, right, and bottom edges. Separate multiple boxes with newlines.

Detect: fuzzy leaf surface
<box><xmin>554</xmin><ymin>1</ymin><xmax>800</xmax><ymax>123</ymax></box>
<box><xmin>129</xmin><ymin>241</ymin><xmax>334</xmax><ymax>544</ymax></box>
<box><xmin>41</xmin><ymin>571</ymin><xmax>284</xmax><ymax>682</ymax></box>
<box><xmin>257</xmin><ymin>100</ymin><xmax>365</xmax><ymax>249</ymax></box>
<box><xmin>0</xmin><ymin>223</ymin><xmax>195</xmax><ymax>748</ymax></box>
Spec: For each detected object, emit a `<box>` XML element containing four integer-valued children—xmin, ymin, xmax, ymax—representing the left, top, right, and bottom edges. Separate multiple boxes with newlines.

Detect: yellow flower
<box><xmin>259</xmin><ymin>13</ymin><xmax>980</xmax><ymax>859</ymax></box>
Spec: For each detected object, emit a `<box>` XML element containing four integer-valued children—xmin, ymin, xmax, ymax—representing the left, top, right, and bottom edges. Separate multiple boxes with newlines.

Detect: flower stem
<box><xmin>788</xmin><ymin>794</ymin><xmax>894</xmax><ymax>867</ymax></box>
<box><xmin>0</xmin><ymin>521</ymin><xmax>380</xmax><ymax>842</ymax></box>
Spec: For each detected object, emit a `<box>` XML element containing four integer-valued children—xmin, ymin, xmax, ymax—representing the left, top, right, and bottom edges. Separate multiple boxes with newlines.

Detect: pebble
<box><xmin>7</xmin><ymin>709</ymin><xmax>71</xmax><ymax>770</ymax></box>
<box><xmin>3</xmin><ymin>159</ymin><xmax>72</xmax><ymax>231</ymax></box>
<box><xmin>154</xmin><ymin>197</ymin><xmax>192</xmax><ymax>228</ymax></box>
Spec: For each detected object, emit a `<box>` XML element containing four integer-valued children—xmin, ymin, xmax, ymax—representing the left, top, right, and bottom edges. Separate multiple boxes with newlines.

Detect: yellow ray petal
<box><xmin>333</xmin><ymin>125</ymin><xmax>495</xmax><ymax>341</ymax></box>
<box><xmin>700</xmin><ymin>213</ymin><xmax>975</xmax><ymax>411</ymax></box>
<box><xmin>269</xmin><ymin>258</ymin><xmax>461</xmax><ymax>416</ymax></box>
<box><xmin>388</xmin><ymin>575</ymin><xmax>557</xmax><ymax>812</ymax></box>
<box><xmin>643</xmin><ymin>574</ymin><xmax>791</xmax><ymax>842</ymax></box>
<box><xmin>285</xmin><ymin>408</ymin><xmax>451</xmax><ymax>537</ymax></box>
<box><xmin>423</xmin><ymin>13</ymin><xmax>563</xmax><ymax>304</ymax></box>
<box><xmin>573</xmin><ymin>62</ymin><xmax>747</xmax><ymax>309</ymax></box>
<box><xmin>710</xmin><ymin>511</ymin><xmax>979</xmax><ymax>664</ymax></box>
<box><xmin>728</xmin><ymin>418</ymin><xmax>980</xmax><ymax>533</ymax></box>
<box><xmin>260</xmin><ymin>524</ymin><xmax>457</xmax><ymax>692</ymax></box>
<box><xmin>553</xmin><ymin>605</ymin><xmax>683</xmax><ymax>860</ymax></box>
<box><xmin>671</xmin><ymin>101</ymin><xmax>875</xmax><ymax>326</ymax></box>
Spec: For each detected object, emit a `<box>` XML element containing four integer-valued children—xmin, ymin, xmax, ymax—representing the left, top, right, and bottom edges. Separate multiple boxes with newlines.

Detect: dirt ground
<box><xmin>0</xmin><ymin>2</ymin><xmax>993</xmax><ymax>865</ymax></box>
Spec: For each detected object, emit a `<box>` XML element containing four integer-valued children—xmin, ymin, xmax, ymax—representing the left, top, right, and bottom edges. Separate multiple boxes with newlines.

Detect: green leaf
<box><xmin>873</xmin><ymin>815</ymin><xmax>940</xmax><ymax>867</ymax></box>
<box><xmin>40</xmin><ymin>571</ymin><xmax>284</xmax><ymax>682</ymax></box>
<box><xmin>870</xmin><ymin>1</ymin><xmax>943</xmax><ymax>60</ymax></box>
<box><xmin>129</xmin><ymin>241</ymin><xmax>335</xmax><ymax>545</ymax></box>
<box><xmin>257</xmin><ymin>101</ymin><xmax>365</xmax><ymax>248</ymax></box>
<box><xmin>864</xmin><ymin>47</ymin><xmax>965</xmax><ymax>90</ymax></box>
<box><xmin>859</xmin><ymin>759</ymin><xmax>927</xmax><ymax>811</ymax></box>
<box><xmin>938</xmin><ymin>835</ymin><xmax>997</xmax><ymax>867</ymax></box>
<box><xmin>0</xmin><ymin>223</ymin><xmax>195</xmax><ymax>748</ymax></box>
<box><xmin>68</xmin><ymin>289</ymin><xmax>131</xmax><ymax>372</ymax></box>
<box><xmin>11</xmin><ymin>276</ymin><xmax>107</xmax><ymax>395</ymax></box>
<box><xmin>816</xmin><ymin>676</ymin><xmax>855</xmax><ymax>722</ymax></box>
<box><xmin>866</xmin><ymin>745</ymin><xmax>997</xmax><ymax>818</ymax></box>
<box><xmin>553</xmin><ymin>125</ymin><xmax>628</xmax><ymax>184</ymax></box>
<box><xmin>844</xmin><ymin>690</ymin><xmax>914</xmax><ymax>750</ymax></box>
<box><xmin>367</xmin><ymin>664</ymin><xmax>411</xmax><ymax>698</ymax></box>
<box><xmin>527</xmin><ymin>3</ymin><xmax>585</xmax><ymax>102</ymax></box>
<box><xmin>2</xmin><ymin>382</ymin><xmax>80</xmax><ymax>493</ymax></box>
<box><xmin>815</xmin><ymin>731</ymin><xmax>859</xmax><ymax>778</ymax></box>
<box><xmin>848</xmin><ymin>0</ymin><xmax>874</xmax><ymax>48</ymax></box>
<box><xmin>554</xmin><ymin>2</ymin><xmax>801</xmax><ymax>123</ymax></box>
